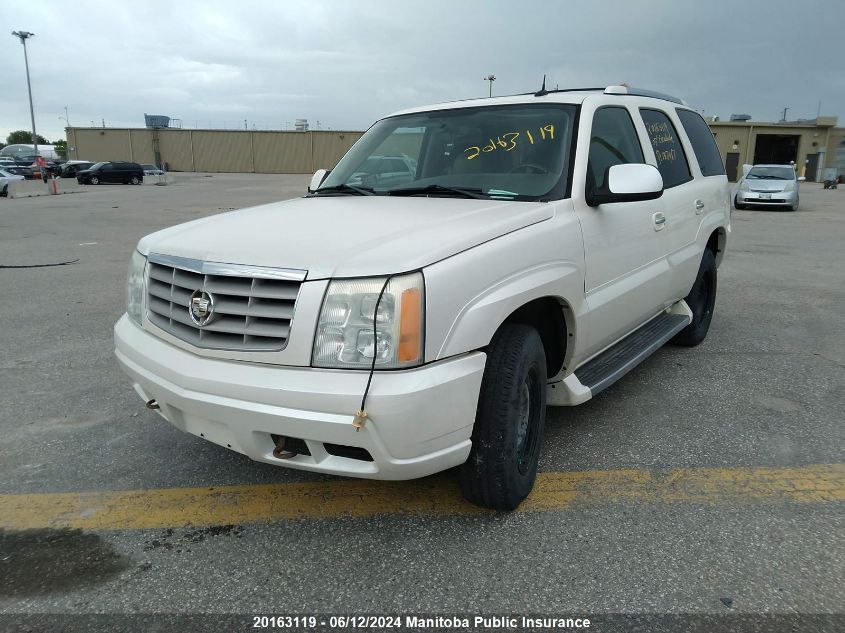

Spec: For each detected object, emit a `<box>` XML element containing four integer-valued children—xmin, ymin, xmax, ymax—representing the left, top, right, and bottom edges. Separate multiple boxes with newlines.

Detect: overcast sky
<box><xmin>2</xmin><ymin>0</ymin><xmax>844</xmax><ymax>144</ymax></box>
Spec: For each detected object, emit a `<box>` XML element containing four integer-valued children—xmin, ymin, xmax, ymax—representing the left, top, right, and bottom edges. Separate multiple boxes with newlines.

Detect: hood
<box><xmin>745</xmin><ymin>178</ymin><xmax>790</xmax><ymax>192</ymax></box>
<box><xmin>137</xmin><ymin>195</ymin><xmax>553</xmax><ymax>279</ymax></box>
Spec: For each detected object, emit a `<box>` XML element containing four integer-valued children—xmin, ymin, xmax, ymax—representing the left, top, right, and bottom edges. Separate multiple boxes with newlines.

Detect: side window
<box><xmin>102</xmin><ymin>163</ymin><xmax>114</xmax><ymax>171</ymax></box>
<box><xmin>639</xmin><ymin>108</ymin><xmax>692</xmax><ymax>188</ymax></box>
<box><xmin>587</xmin><ymin>107</ymin><xmax>645</xmax><ymax>192</ymax></box>
<box><xmin>676</xmin><ymin>109</ymin><xmax>725</xmax><ymax>176</ymax></box>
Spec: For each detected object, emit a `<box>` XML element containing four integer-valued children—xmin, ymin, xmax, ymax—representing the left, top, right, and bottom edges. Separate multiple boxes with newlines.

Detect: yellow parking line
<box><xmin>1</xmin><ymin>464</ymin><xmax>842</xmax><ymax>531</ymax></box>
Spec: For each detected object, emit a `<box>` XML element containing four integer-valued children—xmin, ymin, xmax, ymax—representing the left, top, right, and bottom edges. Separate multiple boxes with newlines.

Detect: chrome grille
<box><xmin>145</xmin><ymin>254</ymin><xmax>305</xmax><ymax>351</ymax></box>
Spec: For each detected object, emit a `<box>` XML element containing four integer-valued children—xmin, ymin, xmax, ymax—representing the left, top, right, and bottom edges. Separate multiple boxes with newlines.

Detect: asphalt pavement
<box><xmin>0</xmin><ymin>174</ymin><xmax>842</xmax><ymax>629</ymax></box>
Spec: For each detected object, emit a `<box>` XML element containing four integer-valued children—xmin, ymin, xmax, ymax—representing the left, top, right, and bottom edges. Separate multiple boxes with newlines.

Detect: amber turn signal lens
<box><xmin>398</xmin><ymin>288</ymin><xmax>422</xmax><ymax>362</ymax></box>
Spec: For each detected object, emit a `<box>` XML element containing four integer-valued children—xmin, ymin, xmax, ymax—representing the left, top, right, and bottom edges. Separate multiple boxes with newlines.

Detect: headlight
<box><xmin>313</xmin><ymin>272</ymin><xmax>424</xmax><ymax>369</ymax></box>
<box><xmin>126</xmin><ymin>250</ymin><xmax>146</xmax><ymax>325</ymax></box>
<box><xmin>739</xmin><ymin>181</ymin><xmax>750</xmax><ymax>192</ymax></box>
<box><xmin>783</xmin><ymin>181</ymin><xmax>795</xmax><ymax>192</ymax></box>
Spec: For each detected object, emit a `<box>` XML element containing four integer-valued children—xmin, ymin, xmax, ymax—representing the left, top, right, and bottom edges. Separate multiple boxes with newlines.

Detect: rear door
<box><xmin>637</xmin><ymin>108</ymin><xmax>703</xmax><ymax>301</ymax></box>
<box><xmin>573</xmin><ymin>104</ymin><xmax>671</xmax><ymax>355</ymax></box>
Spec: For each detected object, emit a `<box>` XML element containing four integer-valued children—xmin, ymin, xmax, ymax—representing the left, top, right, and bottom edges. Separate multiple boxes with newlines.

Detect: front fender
<box><xmin>423</xmin><ymin>207</ymin><xmax>586</xmax><ymax>363</ymax></box>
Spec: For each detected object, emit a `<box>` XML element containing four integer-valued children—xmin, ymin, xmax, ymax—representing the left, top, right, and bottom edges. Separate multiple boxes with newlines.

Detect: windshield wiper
<box><xmin>386</xmin><ymin>184</ymin><xmax>489</xmax><ymax>199</ymax></box>
<box><xmin>311</xmin><ymin>183</ymin><xmax>375</xmax><ymax>196</ymax></box>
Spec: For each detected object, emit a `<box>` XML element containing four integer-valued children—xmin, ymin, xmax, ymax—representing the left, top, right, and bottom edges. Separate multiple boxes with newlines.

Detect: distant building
<box><xmin>707</xmin><ymin>116</ymin><xmax>845</xmax><ymax>182</ymax></box>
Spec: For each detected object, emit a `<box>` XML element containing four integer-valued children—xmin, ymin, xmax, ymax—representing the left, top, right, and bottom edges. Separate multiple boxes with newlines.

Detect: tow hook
<box><xmin>272</xmin><ymin>435</ymin><xmax>297</xmax><ymax>459</ymax></box>
<box><xmin>145</xmin><ymin>398</ymin><xmax>160</xmax><ymax>410</ymax></box>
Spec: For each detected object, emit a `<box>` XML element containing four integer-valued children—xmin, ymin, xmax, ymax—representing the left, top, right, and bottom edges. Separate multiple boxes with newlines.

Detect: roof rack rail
<box><xmin>604</xmin><ymin>85</ymin><xmax>687</xmax><ymax>106</ymax></box>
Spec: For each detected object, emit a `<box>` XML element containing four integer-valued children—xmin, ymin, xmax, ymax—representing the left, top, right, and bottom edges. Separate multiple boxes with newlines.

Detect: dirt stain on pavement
<box><xmin>0</xmin><ymin>528</ymin><xmax>130</xmax><ymax>596</ymax></box>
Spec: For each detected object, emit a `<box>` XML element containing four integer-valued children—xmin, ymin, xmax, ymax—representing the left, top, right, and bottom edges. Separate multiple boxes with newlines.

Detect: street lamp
<box><xmin>11</xmin><ymin>30</ymin><xmax>39</xmax><ymax>158</ymax></box>
<box><xmin>484</xmin><ymin>74</ymin><xmax>496</xmax><ymax>98</ymax></box>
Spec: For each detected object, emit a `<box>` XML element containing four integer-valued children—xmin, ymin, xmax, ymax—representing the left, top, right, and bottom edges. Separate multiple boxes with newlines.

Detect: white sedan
<box><xmin>0</xmin><ymin>168</ymin><xmax>25</xmax><ymax>197</ymax></box>
<box><xmin>141</xmin><ymin>164</ymin><xmax>165</xmax><ymax>176</ymax></box>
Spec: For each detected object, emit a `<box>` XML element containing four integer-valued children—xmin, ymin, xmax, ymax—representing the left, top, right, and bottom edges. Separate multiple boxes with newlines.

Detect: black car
<box><xmin>77</xmin><ymin>161</ymin><xmax>144</xmax><ymax>185</ymax></box>
<box><xmin>60</xmin><ymin>162</ymin><xmax>93</xmax><ymax>178</ymax></box>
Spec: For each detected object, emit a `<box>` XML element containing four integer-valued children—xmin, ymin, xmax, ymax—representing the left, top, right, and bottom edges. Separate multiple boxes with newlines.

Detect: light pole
<box><xmin>11</xmin><ymin>30</ymin><xmax>39</xmax><ymax>158</ymax></box>
<box><xmin>484</xmin><ymin>74</ymin><xmax>496</xmax><ymax>98</ymax></box>
<box><xmin>59</xmin><ymin>106</ymin><xmax>72</xmax><ymax>159</ymax></box>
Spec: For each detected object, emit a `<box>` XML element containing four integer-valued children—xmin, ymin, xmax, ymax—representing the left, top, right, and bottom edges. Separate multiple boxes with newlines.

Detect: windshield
<box><xmin>89</xmin><ymin>162</ymin><xmax>107</xmax><ymax>171</ymax></box>
<box><xmin>747</xmin><ymin>166</ymin><xmax>795</xmax><ymax>180</ymax></box>
<box><xmin>319</xmin><ymin>104</ymin><xmax>576</xmax><ymax>200</ymax></box>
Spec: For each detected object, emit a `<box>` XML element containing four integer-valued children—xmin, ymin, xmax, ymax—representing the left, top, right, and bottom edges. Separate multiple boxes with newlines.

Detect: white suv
<box><xmin>115</xmin><ymin>85</ymin><xmax>730</xmax><ymax>510</ymax></box>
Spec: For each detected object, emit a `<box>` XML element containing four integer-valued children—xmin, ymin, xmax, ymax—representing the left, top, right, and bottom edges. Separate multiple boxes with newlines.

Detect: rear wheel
<box><xmin>460</xmin><ymin>324</ymin><xmax>547</xmax><ymax>510</ymax></box>
<box><xmin>130</xmin><ymin>175</ymin><xmax>140</xmax><ymax>185</ymax></box>
<box><xmin>672</xmin><ymin>249</ymin><xmax>717</xmax><ymax>347</ymax></box>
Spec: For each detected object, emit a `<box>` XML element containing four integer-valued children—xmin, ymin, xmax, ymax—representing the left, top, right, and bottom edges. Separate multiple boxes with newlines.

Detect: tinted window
<box><xmin>676</xmin><ymin>109</ymin><xmax>725</xmax><ymax>176</ymax></box>
<box><xmin>640</xmin><ymin>109</ymin><xmax>692</xmax><ymax>188</ymax></box>
<box><xmin>587</xmin><ymin>106</ymin><xmax>644</xmax><ymax>191</ymax></box>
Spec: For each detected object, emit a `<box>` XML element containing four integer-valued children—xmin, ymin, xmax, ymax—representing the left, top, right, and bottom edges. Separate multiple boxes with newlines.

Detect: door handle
<box><xmin>653</xmin><ymin>212</ymin><xmax>666</xmax><ymax>231</ymax></box>
<box><xmin>695</xmin><ymin>199</ymin><xmax>705</xmax><ymax>214</ymax></box>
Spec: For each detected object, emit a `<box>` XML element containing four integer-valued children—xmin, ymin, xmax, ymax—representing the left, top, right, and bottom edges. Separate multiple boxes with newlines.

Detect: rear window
<box><xmin>676</xmin><ymin>109</ymin><xmax>725</xmax><ymax>177</ymax></box>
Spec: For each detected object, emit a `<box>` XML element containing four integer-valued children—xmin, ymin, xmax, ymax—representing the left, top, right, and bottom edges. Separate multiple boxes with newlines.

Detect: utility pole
<box><xmin>781</xmin><ymin>107</ymin><xmax>789</xmax><ymax>123</ymax></box>
<box><xmin>484</xmin><ymin>74</ymin><xmax>496</xmax><ymax>98</ymax></box>
<box><xmin>11</xmin><ymin>30</ymin><xmax>39</xmax><ymax>157</ymax></box>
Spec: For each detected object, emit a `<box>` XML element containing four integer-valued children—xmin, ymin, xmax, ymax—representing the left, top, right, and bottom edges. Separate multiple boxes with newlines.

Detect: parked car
<box><xmin>60</xmin><ymin>161</ymin><xmax>93</xmax><ymax>178</ymax></box>
<box><xmin>115</xmin><ymin>85</ymin><xmax>730</xmax><ymax>510</ymax></box>
<box><xmin>77</xmin><ymin>161</ymin><xmax>144</xmax><ymax>185</ymax></box>
<box><xmin>734</xmin><ymin>164</ymin><xmax>799</xmax><ymax>211</ymax></box>
<box><xmin>141</xmin><ymin>164</ymin><xmax>165</xmax><ymax>176</ymax></box>
<box><xmin>0</xmin><ymin>168</ymin><xmax>26</xmax><ymax>197</ymax></box>
<box><xmin>1</xmin><ymin>165</ymin><xmax>34</xmax><ymax>179</ymax></box>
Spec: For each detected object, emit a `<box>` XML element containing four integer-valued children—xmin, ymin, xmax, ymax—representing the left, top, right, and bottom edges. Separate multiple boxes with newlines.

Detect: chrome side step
<box><xmin>574</xmin><ymin>311</ymin><xmax>690</xmax><ymax>396</ymax></box>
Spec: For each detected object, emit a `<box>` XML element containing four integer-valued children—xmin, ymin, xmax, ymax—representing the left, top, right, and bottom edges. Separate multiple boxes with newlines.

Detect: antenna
<box><xmin>534</xmin><ymin>75</ymin><xmax>548</xmax><ymax>97</ymax></box>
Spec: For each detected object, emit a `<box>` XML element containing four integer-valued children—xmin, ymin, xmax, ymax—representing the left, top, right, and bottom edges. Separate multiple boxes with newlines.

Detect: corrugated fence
<box><xmin>66</xmin><ymin>128</ymin><xmax>365</xmax><ymax>173</ymax></box>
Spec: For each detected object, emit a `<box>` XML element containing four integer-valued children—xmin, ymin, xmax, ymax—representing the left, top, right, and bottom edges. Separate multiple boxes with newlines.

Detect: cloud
<box><xmin>2</xmin><ymin>0</ymin><xmax>843</xmax><ymax>142</ymax></box>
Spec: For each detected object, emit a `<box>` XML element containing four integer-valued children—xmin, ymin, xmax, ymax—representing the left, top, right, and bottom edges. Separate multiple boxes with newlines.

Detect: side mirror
<box><xmin>308</xmin><ymin>168</ymin><xmax>329</xmax><ymax>193</ymax></box>
<box><xmin>587</xmin><ymin>163</ymin><xmax>664</xmax><ymax>207</ymax></box>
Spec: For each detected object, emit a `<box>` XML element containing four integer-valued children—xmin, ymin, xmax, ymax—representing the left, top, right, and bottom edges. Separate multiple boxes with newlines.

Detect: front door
<box><xmin>804</xmin><ymin>153</ymin><xmax>819</xmax><ymax>182</ymax></box>
<box><xmin>725</xmin><ymin>152</ymin><xmax>740</xmax><ymax>182</ymax></box>
<box><xmin>573</xmin><ymin>105</ymin><xmax>670</xmax><ymax>356</ymax></box>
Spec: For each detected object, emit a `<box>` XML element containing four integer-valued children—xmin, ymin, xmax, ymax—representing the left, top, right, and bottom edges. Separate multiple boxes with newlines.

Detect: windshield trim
<box><xmin>323</xmin><ymin>103</ymin><xmax>579</xmax><ymax>202</ymax></box>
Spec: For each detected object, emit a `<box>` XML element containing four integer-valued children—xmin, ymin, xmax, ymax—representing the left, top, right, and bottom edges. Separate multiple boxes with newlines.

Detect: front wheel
<box><xmin>672</xmin><ymin>249</ymin><xmax>717</xmax><ymax>347</ymax></box>
<box><xmin>460</xmin><ymin>324</ymin><xmax>547</xmax><ymax>510</ymax></box>
<box><xmin>790</xmin><ymin>196</ymin><xmax>799</xmax><ymax>212</ymax></box>
<box><xmin>733</xmin><ymin>195</ymin><xmax>745</xmax><ymax>210</ymax></box>
<box><xmin>90</xmin><ymin>176</ymin><xmax>100</xmax><ymax>185</ymax></box>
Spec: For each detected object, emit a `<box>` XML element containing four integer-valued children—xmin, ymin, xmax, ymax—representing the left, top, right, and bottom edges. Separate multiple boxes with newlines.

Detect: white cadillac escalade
<box><xmin>115</xmin><ymin>85</ymin><xmax>730</xmax><ymax>510</ymax></box>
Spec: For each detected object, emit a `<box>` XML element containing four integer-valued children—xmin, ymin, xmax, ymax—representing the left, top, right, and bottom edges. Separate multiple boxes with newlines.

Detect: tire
<box><xmin>672</xmin><ymin>249</ymin><xmax>717</xmax><ymax>347</ymax></box>
<box><xmin>90</xmin><ymin>176</ymin><xmax>100</xmax><ymax>185</ymax></box>
<box><xmin>0</xmin><ymin>185</ymin><xmax>7</xmax><ymax>198</ymax></box>
<box><xmin>733</xmin><ymin>195</ymin><xmax>745</xmax><ymax>210</ymax></box>
<box><xmin>460</xmin><ymin>324</ymin><xmax>547</xmax><ymax>510</ymax></box>
<box><xmin>130</xmin><ymin>175</ymin><xmax>140</xmax><ymax>185</ymax></box>
<box><xmin>790</xmin><ymin>196</ymin><xmax>799</xmax><ymax>212</ymax></box>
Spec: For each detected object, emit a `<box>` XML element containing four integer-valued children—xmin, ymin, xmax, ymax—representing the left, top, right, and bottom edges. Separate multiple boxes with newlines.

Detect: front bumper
<box><xmin>114</xmin><ymin>315</ymin><xmax>485</xmax><ymax>480</ymax></box>
<box><xmin>736</xmin><ymin>189</ymin><xmax>797</xmax><ymax>206</ymax></box>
